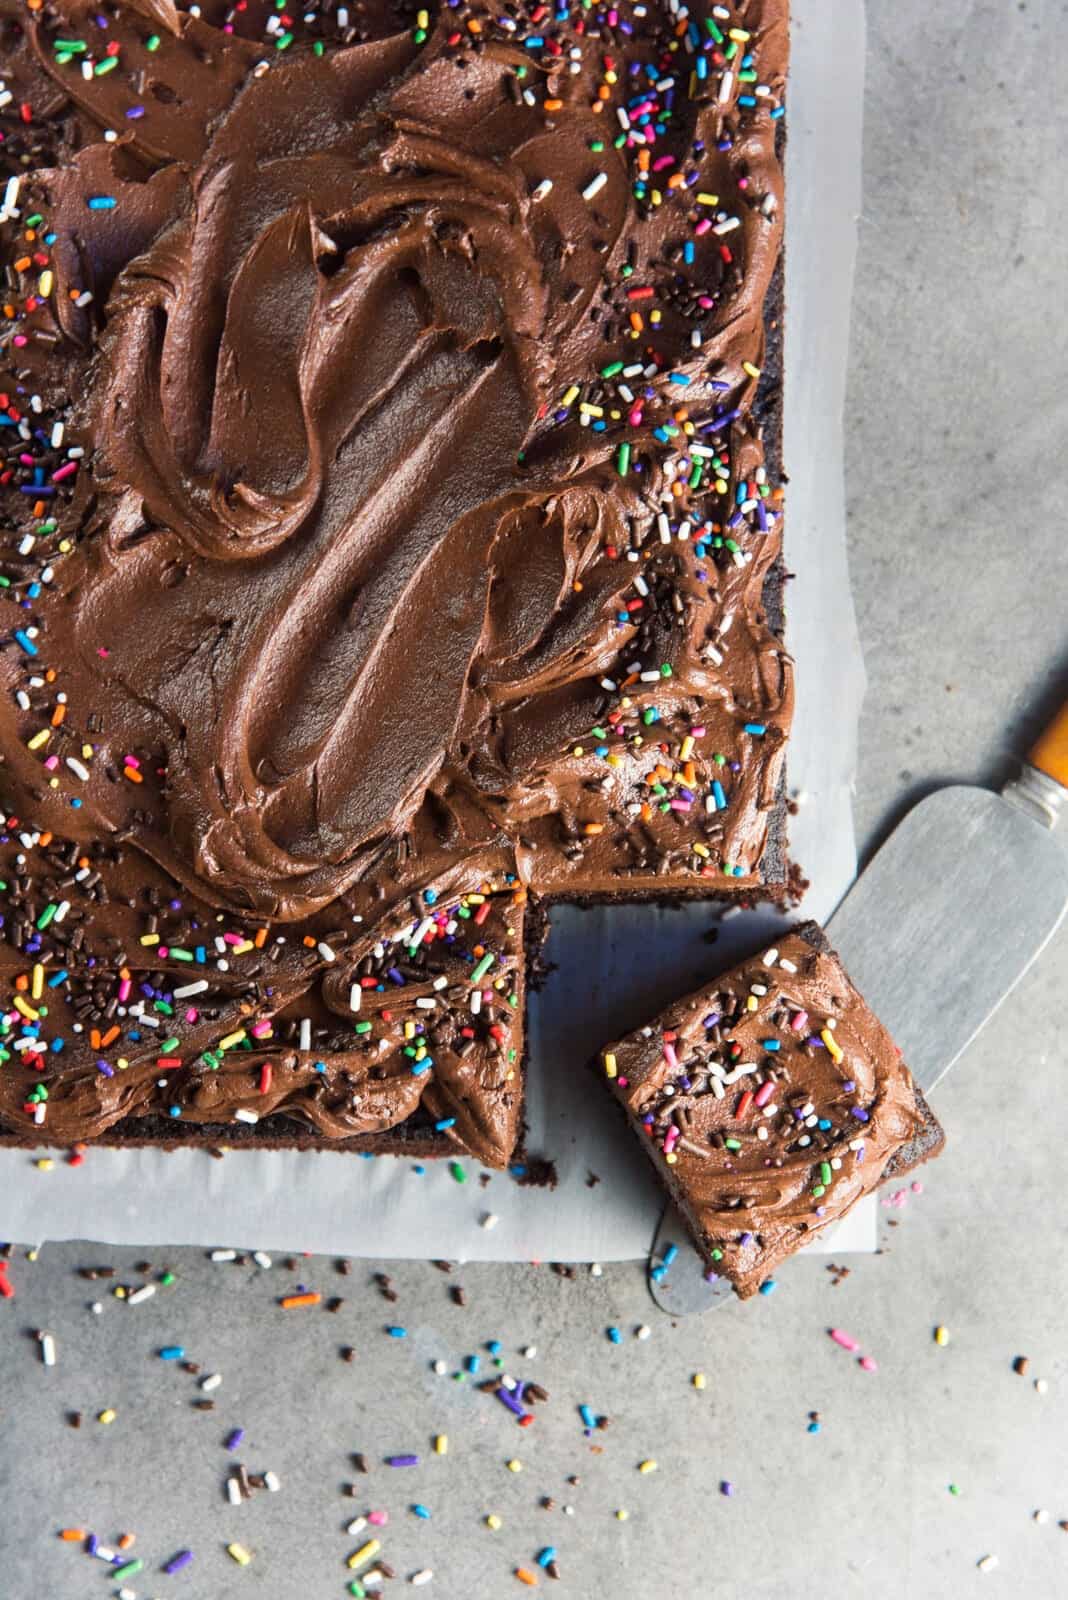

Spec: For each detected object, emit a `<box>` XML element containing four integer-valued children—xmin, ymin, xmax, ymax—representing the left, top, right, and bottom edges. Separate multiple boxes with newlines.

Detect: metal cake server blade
<box><xmin>648</xmin><ymin>713</ymin><xmax>1068</xmax><ymax>1315</ymax></box>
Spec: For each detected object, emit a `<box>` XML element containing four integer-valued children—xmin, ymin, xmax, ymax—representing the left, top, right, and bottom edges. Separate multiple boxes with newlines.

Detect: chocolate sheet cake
<box><xmin>598</xmin><ymin>924</ymin><xmax>945</xmax><ymax>1295</ymax></box>
<box><xmin>0</xmin><ymin>0</ymin><xmax>792</xmax><ymax>1159</ymax></box>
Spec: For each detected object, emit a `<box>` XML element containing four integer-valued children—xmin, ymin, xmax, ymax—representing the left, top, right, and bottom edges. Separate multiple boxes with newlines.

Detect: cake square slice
<box><xmin>598</xmin><ymin>922</ymin><xmax>944</xmax><ymax>1297</ymax></box>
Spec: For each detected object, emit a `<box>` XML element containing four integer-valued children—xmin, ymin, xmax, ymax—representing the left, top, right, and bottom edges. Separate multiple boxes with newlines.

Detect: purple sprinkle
<box><xmin>738</xmin><ymin>1232</ymin><xmax>753</xmax><ymax>1247</ymax></box>
<box><xmin>85</xmin><ymin>1534</ymin><xmax>98</xmax><ymax>1556</ymax></box>
<box><xmin>163</xmin><ymin>1550</ymin><xmax>194</xmax><ymax>1574</ymax></box>
<box><xmin>842</xmin><ymin>1080</ymin><xmax>856</xmax><ymax>1092</ymax></box>
<box><xmin>850</xmin><ymin>1107</ymin><xmax>870</xmax><ymax>1123</ymax></box>
<box><xmin>720</xmin><ymin>1480</ymin><xmax>735</xmax><ymax>1496</ymax></box>
<box><xmin>125</xmin><ymin>105</ymin><xmax>145</xmax><ymax>119</ymax></box>
<box><xmin>703</xmin><ymin>1012</ymin><xmax>721</xmax><ymax>1029</ymax></box>
<box><xmin>496</xmin><ymin>1387</ymin><xmax>526</xmax><ymax>1418</ymax></box>
<box><xmin>385</xmin><ymin>1454</ymin><xmax>419</xmax><ymax>1467</ymax></box>
<box><xmin>225</xmin><ymin>1428</ymin><xmax>244</xmax><ymax>1451</ymax></box>
<box><xmin>96</xmin><ymin>1060</ymin><xmax>114</xmax><ymax>1077</ymax></box>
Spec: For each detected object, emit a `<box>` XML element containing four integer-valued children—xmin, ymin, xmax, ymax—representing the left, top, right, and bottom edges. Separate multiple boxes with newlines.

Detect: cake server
<box><xmin>647</xmin><ymin>702</ymin><xmax>1068</xmax><ymax>1313</ymax></box>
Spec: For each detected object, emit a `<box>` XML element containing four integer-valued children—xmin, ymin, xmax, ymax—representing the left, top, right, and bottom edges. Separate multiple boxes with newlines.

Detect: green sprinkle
<box><xmin>819</xmin><ymin>1161</ymin><xmax>832</xmax><ymax>1186</ymax></box>
<box><xmin>53</xmin><ymin>38</ymin><xmax>88</xmax><ymax>51</ymax></box>
<box><xmin>616</xmin><ymin>442</ymin><xmax>631</xmax><ymax>477</ymax></box>
<box><xmin>354</xmin><ymin>1020</ymin><xmax>373</xmax><ymax>1035</ymax></box>
<box><xmin>724</xmin><ymin>1138</ymin><xmax>741</xmax><ymax>1152</ymax></box>
<box><xmin>705</xmin><ymin>17</ymin><xmax>724</xmax><ymax>42</ymax></box>
<box><xmin>589</xmin><ymin>140</ymin><xmax>605</xmax><ymax>152</ymax></box>
<box><xmin>948</xmin><ymin>1484</ymin><xmax>961</xmax><ymax>1496</ymax></box>
<box><xmin>660</xmin><ymin>663</ymin><xmax>672</xmax><ymax>678</ymax></box>
<box><xmin>449</xmin><ymin>1161</ymin><xmax>467</xmax><ymax>1184</ymax></box>
<box><xmin>93</xmin><ymin>55</ymin><xmax>118</xmax><ymax>75</ymax></box>
<box><xmin>146</xmin><ymin>33</ymin><xmax>160</xmax><ymax>49</ymax></box>
<box><xmin>600</xmin><ymin>362</ymin><xmax>624</xmax><ymax>379</ymax></box>
<box><xmin>159</xmin><ymin>1037</ymin><xmax>180</xmax><ymax>1055</ymax></box>
<box><xmin>114</xmin><ymin>1561</ymin><xmax>143</xmax><ymax>1580</ymax></box>
<box><xmin>36</xmin><ymin>903</ymin><xmax>58</xmax><ymax>931</ymax></box>
<box><xmin>160</xmin><ymin>1271</ymin><xmax>176</xmax><ymax>1286</ymax></box>
<box><xmin>275</xmin><ymin>29</ymin><xmax>294</xmax><ymax>48</ymax></box>
<box><xmin>470</xmin><ymin>952</ymin><xmax>495</xmax><ymax>985</ymax></box>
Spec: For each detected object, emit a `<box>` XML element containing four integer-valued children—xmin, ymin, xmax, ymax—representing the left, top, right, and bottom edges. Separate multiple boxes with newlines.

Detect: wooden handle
<box><xmin>1029</xmin><ymin>701</ymin><xmax>1068</xmax><ymax>789</ymax></box>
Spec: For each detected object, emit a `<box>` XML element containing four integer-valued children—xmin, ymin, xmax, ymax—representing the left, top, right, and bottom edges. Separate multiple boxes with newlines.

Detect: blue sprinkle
<box><xmin>434</xmin><ymin>1117</ymin><xmax>456</xmax><ymax>1131</ymax></box>
<box><xmin>579</xmin><ymin>1404</ymin><xmax>597</xmax><ymax>1429</ymax></box>
<box><xmin>87</xmin><ymin>195</ymin><xmax>117</xmax><ymax>210</ymax></box>
<box><xmin>168</xmin><ymin>1105</ymin><xmax>181</xmax><ymax>1118</ymax></box>
<box><xmin>662</xmin><ymin>1243</ymin><xmax>678</xmax><ymax>1267</ymax></box>
<box><xmin>607</xmin><ymin>1326</ymin><xmax>622</xmax><ymax>1344</ymax></box>
<box><xmin>760</xmin><ymin>1038</ymin><xmax>780</xmax><ymax>1052</ymax></box>
<box><xmin>14</xmin><ymin>630</ymin><xmax>37</xmax><ymax>656</ymax></box>
<box><xmin>743</xmin><ymin>722</ymin><xmax>766</xmax><ymax>735</ymax></box>
<box><xmin>712</xmin><ymin>779</ymin><xmax>727</xmax><ymax>810</ymax></box>
<box><xmin>537</xmin><ymin>1548</ymin><xmax>557</xmax><ymax>1568</ymax></box>
<box><xmin>412</xmin><ymin>1504</ymin><xmax>432</xmax><ymax>1520</ymax></box>
<box><xmin>465</xmin><ymin>1355</ymin><xmax>480</xmax><ymax>1374</ymax></box>
<box><xmin>387</xmin><ymin>1326</ymin><xmax>407</xmax><ymax>1338</ymax></box>
<box><xmin>759</xmin><ymin>1279</ymin><xmax>777</xmax><ymax>1295</ymax></box>
<box><xmin>158</xmin><ymin>1346</ymin><xmax>184</xmax><ymax>1360</ymax></box>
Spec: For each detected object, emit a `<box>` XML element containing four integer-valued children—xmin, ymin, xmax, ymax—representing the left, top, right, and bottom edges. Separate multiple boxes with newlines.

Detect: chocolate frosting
<box><xmin>0</xmin><ymin>0</ymin><xmax>791</xmax><ymax>1155</ymax></box>
<box><xmin>601</xmin><ymin>929</ymin><xmax>933</xmax><ymax>1295</ymax></box>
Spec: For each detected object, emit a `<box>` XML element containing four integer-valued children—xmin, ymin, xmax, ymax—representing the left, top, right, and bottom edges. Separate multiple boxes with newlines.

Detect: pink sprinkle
<box><xmin>694</xmin><ymin>219</ymin><xmax>711</xmax><ymax>237</ymax></box>
<box><xmin>790</xmin><ymin>1010</ymin><xmax>809</xmax><ymax>1032</ymax></box>
<box><xmin>223</xmin><ymin>932</ymin><xmax>244</xmax><ymax>946</ymax></box>
<box><xmin>858</xmin><ymin>1356</ymin><xmax>878</xmax><ymax>1373</ymax></box>
<box><xmin>911</xmin><ymin>1181</ymin><xmax>924</xmax><ymax>1194</ymax></box>
<box><xmin>754</xmin><ymin>1080</ymin><xmax>776</xmax><ymax>1108</ymax></box>
<box><xmin>652</xmin><ymin>155</ymin><xmax>675</xmax><ymax>171</ymax></box>
<box><xmin>617</xmin><ymin>1076</ymin><xmax>629</xmax><ymax>1088</ymax></box>
<box><xmin>124</xmin><ymin>754</ymin><xmax>141</xmax><ymax>769</ymax></box>
<box><xmin>185</xmin><ymin>1007</ymin><xmax>199</xmax><ymax>1023</ymax></box>
<box><xmin>367</xmin><ymin>1510</ymin><xmax>389</xmax><ymax>1527</ymax></box>
<box><xmin>669</xmin><ymin>798</ymin><xmax>692</xmax><ymax>812</ymax></box>
<box><xmin>662</xmin><ymin>1041</ymin><xmax>679</xmax><ymax>1071</ymax></box>
<box><xmin>250</xmin><ymin>1021</ymin><xmax>272</xmax><ymax>1039</ymax></box>
<box><xmin>829</xmin><ymin>1328</ymin><xmax>860</xmax><ymax>1352</ymax></box>
<box><xmin>51</xmin><ymin>460</ymin><xmax>78</xmax><ymax>483</ymax></box>
<box><xmin>157</xmin><ymin>946</ymin><xmax>169</xmax><ymax>960</ymax></box>
<box><xmin>628</xmin><ymin>408</ymin><xmax>643</xmax><ymax>428</ymax></box>
<box><xmin>118</xmin><ymin>978</ymin><xmax>131</xmax><ymax>1003</ymax></box>
<box><xmin>43</xmin><ymin>755</ymin><xmax>58</xmax><ymax>770</ymax></box>
<box><xmin>690</xmin><ymin>725</ymin><xmax>706</xmax><ymax>737</ymax></box>
<box><xmin>663</xmin><ymin>1126</ymin><xmax>679</xmax><ymax>1152</ymax></box>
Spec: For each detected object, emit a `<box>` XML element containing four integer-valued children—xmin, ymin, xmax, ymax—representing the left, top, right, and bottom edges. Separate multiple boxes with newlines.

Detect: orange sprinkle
<box><xmin>38</xmin><ymin>831</ymin><xmax>52</xmax><ymax>847</ymax></box>
<box><xmin>303</xmin><ymin>935</ymin><xmax>317</xmax><ymax>947</ymax></box>
<box><xmin>253</xmin><ymin>926</ymin><xmax>268</xmax><ymax>948</ymax></box>
<box><xmin>123</xmin><ymin>765</ymin><xmax>143</xmax><ymax>783</ymax></box>
<box><xmin>51</xmin><ymin>704</ymin><xmax>66</xmax><ymax>727</ymax></box>
<box><xmin>583</xmin><ymin>823</ymin><xmax>605</xmax><ymax>836</ymax></box>
<box><xmin>280</xmin><ymin>1292</ymin><xmax>321</xmax><ymax>1310</ymax></box>
<box><xmin>629</xmin><ymin>312</ymin><xmax>644</xmax><ymax>333</ymax></box>
<box><xmin>117</xmin><ymin>1533</ymin><xmax>136</xmax><ymax>1551</ymax></box>
<box><xmin>515</xmin><ymin>1571</ymin><xmax>539</xmax><ymax>1588</ymax></box>
<box><xmin>15</xmin><ymin>973</ymin><xmax>28</xmax><ymax>992</ymax></box>
<box><xmin>596</xmin><ymin>83</ymin><xmax>610</xmax><ymax>101</ymax></box>
<box><xmin>467</xmin><ymin>15</ymin><xmax>481</xmax><ymax>29</ymax></box>
<box><xmin>544</xmin><ymin>97</ymin><xmax>563</xmax><ymax>111</ymax></box>
<box><xmin>13</xmin><ymin>256</ymin><xmax>31</xmax><ymax>273</ymax></box>
<box><xmin>99</xmin><ymin>1025</ymin><xmax>120</xmax><ymax>1049</ymax></box>
<box><xmin>59</xmin><ymin>1529</ymin><xmax>86</xmax><ymax>1542</ymax></box>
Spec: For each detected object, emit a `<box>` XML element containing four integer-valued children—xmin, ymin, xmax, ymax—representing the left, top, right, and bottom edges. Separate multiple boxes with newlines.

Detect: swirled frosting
<box><xmin>0</xmin><ymin>0</ymin><xmax>793</xmax><ymax>1156</ymax></box>
<box><xmin>600</xmin><ymin>928</ymin><xmax>940</xmax><ymax>1295</ymax></box>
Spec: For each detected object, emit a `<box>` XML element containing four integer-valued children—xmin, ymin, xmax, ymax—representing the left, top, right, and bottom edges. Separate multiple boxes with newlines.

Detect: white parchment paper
<box><xmin>0</xmin><ymin>1</ymin><xmax>870</xmax><ymax>1258</ymax></box>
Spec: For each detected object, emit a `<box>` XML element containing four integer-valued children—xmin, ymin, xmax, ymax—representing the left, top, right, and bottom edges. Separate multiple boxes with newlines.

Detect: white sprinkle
<box><xmin>977</xmin><ymin>1555</ymin><xmax>999</xmax><ymax>1574</ymax></box>
<box><xmin>779</xmin><ymin>958</ymin><xmax>797</xmax><ymax>973</ymax></box>
<box><xmin>415</xmin><ymin>997</ymin><xmax>437</xmax><ymax>1010</ymax></box>
<box><xmin>253</xmin><ymin>1251</ymin><xmax>272</xmax><ymax>1269</ymax></box>
<box><xmin>582</xmin><ymin>172</ymin><xmax>608</xmax><ymax>201</ymax></box>
<box><xmin>411</xmin><ymin>1571</ymin><xmax>434</xmax><ymax>1587</ymax></box>
<box><xmin>590</xmin><ymin>1263</ymin><xmax>603</xmax><ymax>1277</ymax></box>
<box><xmin>317</xmin><ymin>941</ymin><xmax>336</xmax><ymax>963</ymax></box>
<box><xmin>600</xmin><ymin>678</ymin><xmax>617</xmax><ymax>692</ymax></box>
<box><xmin>299</xmin><ymin>1019</ymin><xmax>312</xmax><ymax>1051</ymax></box>
<box><xmin>39</xmin><ymin>1331</ymin><xmax>56</xmax><ymax>1366</ymax></box>
<box><xmin>469</xmin><ymin>989</ymin><xmax>482</xmax><ymax>1016</ymax></box>
<box><xmin>432</xmin><ymin>1359</ymin><xmax>448</xmax><ymax>1376</ymax></box>
<box><xmin>531</xmin><ymin>179</ymin><xmax>553</xmax><ymax>201</ymax></box>
<box><xmin>1034</xmin><ymin>1509</ymin><xmax>1050</xmax><ymax>1525</ymax></box>
<box><xmin>1</xmin><ymin>175</ymin><xmax>19</xmax><ymax>219</ymax></box>
<box><xmin>91</xmin><ymin>1302</ymin><xmax>103</xmax><ymax>1315</ymax></box>
<box><xmin>762</xmin><ymin>947</ymin><xmax>779</xmax><ymax>967</ymax></box>
<box><xmin>523</xmin><ymin>1346</ymin><xmax>537</xmax><ymax>1360</ymax></box>
<box><xmin>201</xmin><ymin>1372</ymin><xmax>223</xmax><ymax>1392</ymax></box>
<box><xmin>1034</xmin><ymin>1378</ymin><xmax>1049</xmax><ymax>1394</ymax></box>
<box><xmin>264</xmin><ymin>1470</ymin><xmax>281</xmax><ymax>1492</ymax></box>
<box><xmin>481</xmin><ymin>1213</ymin><xmax>499</xmax><ymax>1230</ymax></box>
<box><xmin>713</xmin><ymin>215</ymin><xmax>741</xmax><ymax>235</ymax></box>
<box><xmin>718</xmin><ymin>69</ymin><xmax>734</xmax><ymax>104</ymax></box>
<box><xmin>234</xmin><ymin>1108</ymin><xmax>259</xmax><ymax>1125</ymax></box>
<box><xmin>173</xmin><ymin>979</ymin><xmax>209</xmax><ymax>1000</ymax></box>
<box><xmin>635</xmin><ymin>1324</ymin><xmax>651</xmax><ymax>1341</ymax></box>
<box><xmin>347</xmin><ymin>1518</ymin><xmax>367</xmax><ymax>1537</ymax></box>
<box><xmin>227</xmin><ymin>1475</ymin><xmax>243</xmax><ymax>1505</ymax></box>
<box><xmin>127</xmin><ymin>1283</ymin><xmax>156</xmax><ymax>1306</ymax></box>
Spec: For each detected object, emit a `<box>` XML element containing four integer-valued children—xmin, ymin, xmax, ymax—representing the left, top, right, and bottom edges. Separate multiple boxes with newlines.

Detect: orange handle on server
<box><xmin>1029</xmin><ymin>702</ymin><xmax>1068</xmax><ymax>791</ymax></box>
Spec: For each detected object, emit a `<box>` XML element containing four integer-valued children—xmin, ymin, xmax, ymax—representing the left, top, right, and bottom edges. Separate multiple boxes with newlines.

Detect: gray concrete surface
<box><xmin>2</xmin><ymin>3</ymin><xmax>1067</xmax><ymax>1596</ymax></box>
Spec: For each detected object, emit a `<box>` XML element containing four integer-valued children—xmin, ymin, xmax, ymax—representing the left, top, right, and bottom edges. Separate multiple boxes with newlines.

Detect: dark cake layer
<box><xmin>597</xmin><ymin>923</ymin><xmax>945</xmax><ymax>1295</ymax></box>
<box><xmin>0</xmin><ymin>0</ymin><xmax>792</xmax><ymax>1157</ymax></box>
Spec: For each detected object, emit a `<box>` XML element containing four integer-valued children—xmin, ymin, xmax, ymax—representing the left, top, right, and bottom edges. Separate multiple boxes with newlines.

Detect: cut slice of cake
<box><xmin>598</xmin><ymin>923</ymin><xmax>944</xmax><ymax>1296</ymax></box>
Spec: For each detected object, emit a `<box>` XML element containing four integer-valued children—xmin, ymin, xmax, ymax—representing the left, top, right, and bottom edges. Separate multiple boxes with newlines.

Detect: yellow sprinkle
<box><xmin>728</xmin><ymin>26</ymin><xmax>751</xmax><ymax>40</ymax></box>
<box><xmin>746</xmin><ymin>994</ymin><xmax>759</xmax><ymax>1012</ymax></box>
<box><xmin>485</xmin><ymin>1513</ymin><xmax>502</xmax><ymax>1531</ymax></box>
<box><xmin>692</xmin><ymin>1372</ymin><xmax>706</xmax><ymax>1390</ymax></box>
<box><xmin>742</xmin><ymin>360</ymin><xmax>762</xmax><ymax>379</ymax></box>
<box><xmin>435</xmin><ymin>1435</ymin><xmax>448</xmax><ymax>1455</ymax></box>
<box><xmin>664</xmin><ymin>1152</ymin><xmax>678</xmax><ymax>1165</ymax></box>
<box><xmin>696</xmin><ymin>192</ymin><xmax>720</xmax><ymax>206</ymax></box>
<box><xmin>98</xmin><ymin>1409</ymin><xmax>117</xmax><ymax>1425</ymax></box>
<box><xmin>934</xmin><ymin>1326</ymin><xmax>950</xmax><ymax>1346</ymax></box>
<box><xmin>416</xmin><ymin>7</ymin><xmax>428</xmax><ymax>23</ymax></box>
<box><xmin>139</xmin><ymin>933</ymin><xmax>160</xmax><ymax>946</ymax></box>
<box><xmin>230</xmin><ymin>939</ymin><xmax>254</xmax><ymax>955</ymax></box>
<box><xmin>36</xmin><ymin>1158</ymin><xmax>54</xmax><ymax>1171</ymax></box>
<box><xmin>219</xmin><ymin>1029</ymin><xmax>247</xmax><ymax>1050</ymax></box>
<box><xmin>679</xmin><ymin>736</ymin><xmax>695</xmax><ymax>761</ymax></box>
<box><xmin>404</xmin><ymin>1020</ymin><xmax>416</xmax><ymax>1041</ymax></box>
<box><xmin>506</xmin><ymin>1459</ymin><xmax>523</xmax><ymax>1473</ymax></box>
<box><xmin>820</xmin><ymin>1027</ymin><xmax>843</xmax><ymax>1063</ymax></box>
<box><xmin>38</xmin><ymin>269</ymin><xmax>53</xmax><ymax>297</ymax></box>
<box><xmin>14</xmin><ymin>996</ymin><xmax>39</xmax><ymax>1021</ymax></box>
<box><xmin>26</xmin><ymin>1248</ymin><xmax>38</xmax><ymax>1262</ymax></box>
<box><xmin>347</xmin><ymin>1539</ymin><xmax>381</xmax><ymax>1570</ymax></box>
<box><xmin>578</xmin><ymin>403</ymin><xmax>604</xmax><ymax>418</ymax></box>
<box><xmin>615</xmin><ymin>1509</ymin><xmax>629</xmax><ymax>1521</ymax></box>
<box><xmin>638</xmin><ymin>1459</ymin><xmax>658</xmax><ymax>1474</ymax></box>
<box><xmin>561</xmin><ymin>384</ymin><xmax>580</xmax><ymax>407</ymax></box>
<box><xmin>27</xmin><ymin>728</ymin><xmax>50</xmax><ymax>751</ymax></box>
<box><xmin>603</xmin><ymin>1052</ymin><xmax>617</xmax><ymax>1080</ymax></box>
<box><xmin>227</xmin><ymin>1543</ymin><xmax>253</xmax><ymax>1567</ymax></box>
<box><xmin>606</xmin><ymin>754</ymin><xmax>623</xmax><ymax>769</ymax></box>
<box><xmin>31</xmin><ymin>963</ymin><xmax>44</xmax><ymax>1000</ymax></box>
<box><xmin>691</xmin><ymin>842</ymin><xmax>710</xmax><ymax>858</ymax></box>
